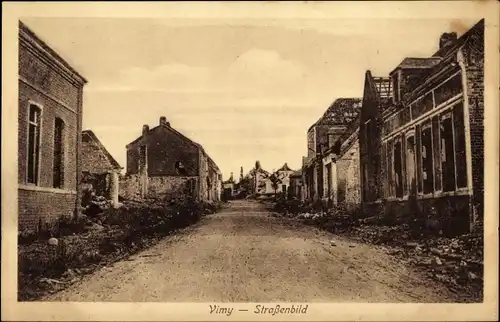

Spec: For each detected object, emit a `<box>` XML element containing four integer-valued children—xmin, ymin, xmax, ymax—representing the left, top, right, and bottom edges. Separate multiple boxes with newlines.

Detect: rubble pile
<box><xmin>83</xmin><ymin>194</ymin><xmax>113</xmax><ymax>219</ymax></box>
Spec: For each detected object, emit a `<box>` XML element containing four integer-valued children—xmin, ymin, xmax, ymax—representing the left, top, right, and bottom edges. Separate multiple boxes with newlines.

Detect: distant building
<box><xmin>121</xmin><ymin>116</ymin><xmax>222</xmax><ymax>202</ymax></box>
<box><xmin>247</xmin><ymin>161</ymin><xmax>272</xmax><ymax>195</ymax></box>
<box><xmin>222</xmin><ymin>172</ymin><xmax>236</xmax><ymax>200</ymax></box>
<box><xmin>18</xmin><ymin>22</ymin><xmax>87</xmax><ymax>231</ymax></box>
<box><xmin>289</xmin><ymin>169</ymin><xmax>303</xmax><ymax>200</ymax></box>
<box><xmin>274</xmin><ymin>163</ymin><xmax>296</xmax><ymax>195</ymax></box>
<box><xmin>81</xmin><ymin>130</ymin><xmax>122</xmax><ymax>207</ymax></box>
<box><xmin>359</xmin><ymin>19</ymin><xmax>484</xmax><ymax>233</ymax></box>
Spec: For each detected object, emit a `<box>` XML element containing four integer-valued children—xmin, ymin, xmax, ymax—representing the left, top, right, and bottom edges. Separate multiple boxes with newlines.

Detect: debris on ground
<box><xmin>272</xmin><ymin>204</ymin><xmax>483</xmax><ymax>301</ymax></box>
<box><xmin>18</xmin><ymin>199</ymin><xmax>222</xmax><ymax>301</ymax></box>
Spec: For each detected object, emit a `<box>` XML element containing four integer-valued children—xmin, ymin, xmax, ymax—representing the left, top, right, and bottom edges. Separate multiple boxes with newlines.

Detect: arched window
<box><xmin>27</xmin><ymin>104</ymin><xmax>42</xmax><ymax>184</ymax></box>
<box><xmin>53</xmin><ymin>117</ymin><xmax>65</xmax><ymax>188</ymax></box>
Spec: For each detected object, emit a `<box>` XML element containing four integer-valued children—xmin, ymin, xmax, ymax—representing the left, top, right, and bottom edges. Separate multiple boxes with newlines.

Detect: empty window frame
<box><xmin>53</xmin><ymin>118</ymin><xmax>65</xmax><ymax>188</ymax></box>
<box><xmin>434</xmin><ymin>73</ymin><xmax>463</xmax><ymax>107</ymax></box>
<box><xmin>420</xmin><ymin>122</ymin><xmax>434</xmax><ymax>194</ymax></box>
<box><xmin>326</xmin><ymin>163</ymin><xmax>332</xmax><ymax>198</ymax></box>
<box><xmin>175</xmin><ymin>161</ymin><xmax>187</xmax><ymax>175</ymax></box>
<box><xmin>405</xmin><ymin>132</ymin><xmax>417</xmax><ymax>195</ymax></box>
<box><xmin>393</xmin><ymin>138</ymin><xmax>404</xmax><ymax>198</ymax></box>
<box><xmin>440</xmin><ymin>112</ymin><xmax>456</xmax><ymax>192</ymax></box>
<box><xmin>381</xmin><ymin>142</ymin><xmax>388</xmax><ymax>198</ymax></box>
<box><xmin>27</xmin><ymin>104</ymin><xmax>42</xmax><ymax>185</ymax></box>
<box><xmin>440</xmin><ymin>103</ymin><xmax>468</xmax><ymax>192</ymax></box>
<box><xmin>387</xmin><ymin>139</ymin><xmax>394</xmax><ymax>197</ymax></box>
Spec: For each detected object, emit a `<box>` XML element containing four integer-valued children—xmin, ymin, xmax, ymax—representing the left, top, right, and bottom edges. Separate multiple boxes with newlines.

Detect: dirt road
<box><xmin>45</xmin><ymin>200</ymin><xmax>460</xmax><ymax>302</ymax></box>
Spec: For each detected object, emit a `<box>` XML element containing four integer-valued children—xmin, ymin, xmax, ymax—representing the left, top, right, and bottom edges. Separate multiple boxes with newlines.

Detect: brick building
<box><xmin>81</xmin><ymin>130</ymin><xmax>122</xmax><ymax>206</ymax></box>
<box><xmin>303</xmin><ymin>98</ymin><xmax>362</xmax><ymax>202</ymax></box>
<box><xmin>359</xmin><ymin>19</ymin><xmax>484</xmax><ymax>234</ymax></box>
<box><xmin>120</xmin><ymin>116</ymin><xmax>222</xmax><ymax>202</ymax></box>
<box><xmin>18</xmin><ymin>22</ymin><xmax>87</xmax><ymax>231</ymax></box>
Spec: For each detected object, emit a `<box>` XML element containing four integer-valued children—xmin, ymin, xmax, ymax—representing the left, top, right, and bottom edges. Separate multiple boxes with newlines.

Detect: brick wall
<box><xmin>18</xmin><ymin>188</ymin><xmax>77</xmax><ymax>231</ymax></box>
<box><xmin>337</xmin><ymin>140</ymin><xmax>361</xmax><ymax>210</ymax></box>
<box><xmin>18</xmin><ymin>82</ymin><xmax>79</xmax><ymax>190</ymax></box>
<box><xmin>81</xmin><ymin>133</ymin><xmax>117</xmax><ymax>174</ymax></box>
<box><xmin>19</xmin><ymin>42</ymin><xmax>80</xmax><ymax>109</ymax></box>
<box><xmin>462</xmin><ymin>23</ymin><xmax>484</xmax><ymax>224</ymax></box>
<box><xmin>18</xmin><ymin>27</ymin><xmax>85</xmax><ymax>230</ymax></box>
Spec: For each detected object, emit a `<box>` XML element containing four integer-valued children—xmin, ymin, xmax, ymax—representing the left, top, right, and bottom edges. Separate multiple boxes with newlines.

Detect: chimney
<box><xmin>160</xmin><ymin>116</ymin><xmax>170</xmax><ymax>127</ymax></box>
<box><xmin>439</xmin><ymin>32</ymin><xmax>457</xmax><ymax>49</ymax></box>
<box><xmin>142</xmin><ymin>124</ymin><xmax>149</xmax><ymax>136</ymax></box>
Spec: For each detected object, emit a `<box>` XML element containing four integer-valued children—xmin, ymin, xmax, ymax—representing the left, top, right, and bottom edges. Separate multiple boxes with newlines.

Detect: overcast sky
<box><xmin>21</xmin><ymin>17</ymin><xmax>477</xmax><ymax>180</ymax></box>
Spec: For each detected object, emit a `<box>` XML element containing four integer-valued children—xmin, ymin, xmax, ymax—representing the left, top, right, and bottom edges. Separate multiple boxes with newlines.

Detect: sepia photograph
<box><xmin>2</xmin><ymin>1</ymin><xmax>499</xmax><ymax>321</ymax></box>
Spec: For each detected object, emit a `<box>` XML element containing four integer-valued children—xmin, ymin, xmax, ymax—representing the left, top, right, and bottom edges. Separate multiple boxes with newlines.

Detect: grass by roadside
<box><xmin>18</xmin><ymin>198</ymin><xmax>222</xmax><ymax>301</ymax></box>
<box><xmin>269</xmin><ymin>198</ymin><xmax>483</xmax><ymax>302</ymax></box>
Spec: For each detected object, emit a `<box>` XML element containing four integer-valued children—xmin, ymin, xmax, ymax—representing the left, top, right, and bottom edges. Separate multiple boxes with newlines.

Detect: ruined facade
<box><xmin>336</xmin><ymin>128</ymin><xmax>361</xmax><ymax>211</ymax></box>
<box><xmin>121</xmin><ymin>117</ymin><xmax>222</xmax><ymax>202</ymax></box>
<box><xmin>273</xmin><ymin>163</ymin><xmax>296</xmax><ymax>195</ymax></box>
<box><xmin>222</xmin><ymin>173</ymin><xmax>236</xmax><ymax>200</ymax></box>
<box><xmin>359</xmin><ymin>19</ymin><xmax>484</xmax><ymax>233</ymax></box>
<box><xmin>18</xmin><ymin>22</ymin><xmax>87</xmax><ymax>230</ymax></box>
<box><xmin>246</xmin><ymin>161</ymin><xmax>272</xmax><ymax>195</ymax></box>
<box><xmin>303</xmin><ymin>98</ymin><xmax>362</xmax><ymax>202</ymax></box>
<box><xmin>81</xmin><ymin>130</ymin><xmax>122</xmax><ymax>206</ymax></box>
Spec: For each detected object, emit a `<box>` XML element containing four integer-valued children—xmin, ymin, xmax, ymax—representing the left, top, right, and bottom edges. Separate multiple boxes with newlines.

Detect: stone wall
<box><xmin>119</xmin><ymin>174</ymin><xmax>197</xmax><ymax>201</ymax></box>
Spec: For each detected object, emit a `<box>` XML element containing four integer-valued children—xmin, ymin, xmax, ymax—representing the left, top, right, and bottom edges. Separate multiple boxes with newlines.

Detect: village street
<box><xmin>45</xmin><ymin>200</ymin><xmax>460</xmax><ymax>302</ymax></box>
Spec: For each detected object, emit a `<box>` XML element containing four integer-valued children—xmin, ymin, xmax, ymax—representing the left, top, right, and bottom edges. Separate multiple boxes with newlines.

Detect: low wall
<box><xmin>119</xmin><ymin>174</ymin><xmax>198</xmax><ymax>201</ymax></box>
<box><xmin>147</xmin><ymin>176</ymin><xmax>197</xmax><ymax>200</ymax></box>
<box><xmin>119</xmin><ymin>174</ymin><xmax>141</xmax><ymax>200</ymax></box>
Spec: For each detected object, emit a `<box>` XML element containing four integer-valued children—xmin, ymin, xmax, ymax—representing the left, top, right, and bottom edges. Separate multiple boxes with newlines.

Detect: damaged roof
<box><xmin>403</xmin><ymin>18</ymin><xmax>484</xmax><ymax>103</ymax></box>
<box><xmin>277</xmin><ymin>163</ymin><xmax>294</xmax><ymax>172</ymax></box>
<box><xmin>82</xmin><ymin>130</ymin><xmax>122</xmax><ymax>170</ymax></box>
<box><xmin>309</xmin><ymin>98</ymin><xmax>362</xmax><ymax>132</ymax></box>
<box><xmin>389</xmin><ymin>57</ymin><xmax>442</xmax><ymax>75</ymax></box>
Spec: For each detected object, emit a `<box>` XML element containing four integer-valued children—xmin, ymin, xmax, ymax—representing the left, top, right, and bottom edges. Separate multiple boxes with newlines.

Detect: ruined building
<box><xmin>302</xmin><ymin>98</ymin><xmax>362</xmax><ymax>202</ymax></box>
<box><xmin>120</xmin><ymin>117</ymin><xmax>222</xmax><ymax>202</ymax></box>
<box><xmin>81</xmin><ymin>130</ymin><xmax>122</xmax><ymax>207</ymax></box>
<box><xmin>359</xmin><ymin>19</ymin><xmax>484</xmax><ymax>233</ymax></box>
